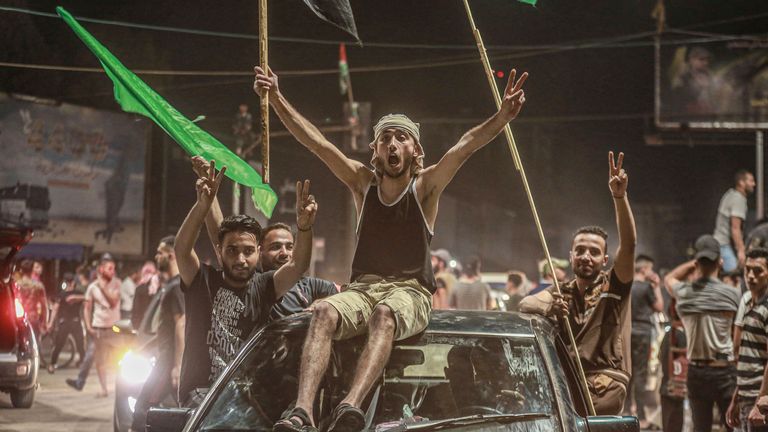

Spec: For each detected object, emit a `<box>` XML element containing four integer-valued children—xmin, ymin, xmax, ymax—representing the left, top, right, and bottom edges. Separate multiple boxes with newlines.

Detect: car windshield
<box><xmin>197</xmin><ymin>328</ymin><xmax>557</xmax><ymax>432</ymax></box>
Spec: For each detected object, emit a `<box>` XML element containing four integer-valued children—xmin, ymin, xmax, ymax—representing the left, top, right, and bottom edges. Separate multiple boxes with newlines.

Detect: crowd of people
<box><xmin>9</xmin><ymin>65</ymin><xmax>768</xmax><ymax>432</ymax></box>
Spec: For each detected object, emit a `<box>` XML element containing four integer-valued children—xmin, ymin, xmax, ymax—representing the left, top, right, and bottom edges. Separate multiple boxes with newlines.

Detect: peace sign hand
<box><xmin>296</xmin><ymin>180</ymin><xmax>318</xmax><ymax>231</ymax></box>
<box><xmin>608</xmin><ymin>151</ymin><xmax>628</xmax><ymax>198</ymax></box>
<box><xmin>196</xmin><ymin>159</ymin><xmax>227</xmax><ymax>209</ymax></box>
<box><xmin>498</xmin><ymin>69</ymin><xmax>529</xmax><ymax>122</ymax></box>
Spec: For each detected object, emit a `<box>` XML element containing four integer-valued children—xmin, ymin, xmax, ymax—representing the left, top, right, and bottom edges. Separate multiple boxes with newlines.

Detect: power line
<box><xmin>2</xmin><ymin>5</ymin><xmax>765</xmax><ymax>52</ymax></box>
<box><xmin>680</xmin><ymin>11</ymin><xmax>768</xmax><ymax>30</ymax></box>
<box><xmin>0</xmin><ymin>31</ymin><xmax>756</xmax><ymax>79</ymax></box>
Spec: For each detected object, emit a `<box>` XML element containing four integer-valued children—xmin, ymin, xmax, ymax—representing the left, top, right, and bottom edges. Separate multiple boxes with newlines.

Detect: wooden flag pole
<box><xmin>461</xmin><ymin>0</ymin><xmax>596</xmax><ymax>416</ymax></box>
<box><xmin>259</xmin><ymin>0</ymin><xmax>270</xmax><ymax>183</ymax></box>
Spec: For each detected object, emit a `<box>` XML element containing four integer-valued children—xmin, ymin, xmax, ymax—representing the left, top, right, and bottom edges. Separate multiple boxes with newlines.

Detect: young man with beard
<box><xmin>190</xmin><ymin>157</ymin><xmax>338</xmax><ymax>319</ymax></box>
<box><xmin>664</xmin><ymin>235</ymin><xmax>740</xmax><ymax>432</ymax></box>
<box><xmin>259</xmin><ymin>223</ymin><xmax>339</xmax><ymax>320</ymax></box>
<box><xmin>67</xmin><ymin>253</ymin><xmax>121</xmax><ymax>397</ymax></box>
<box><xmin>519</xmin><ymin>152</ymin><xmax>637</xmax><ymax>415</ymax></box>
<box><xmin>253</xmin><ymin>66</ymin><xmax>527</xmax><ymax>432</ymax></box>
<box><xmin>726</xmin><ymin>248</ymin><xmax>768</xmax><ymax>432</ymax></box>
<box><xmin>131</xmin><ymin>236</ymin><xmax>185</xmax><ymax>432</ymax></box>
<box><xmin>714</xmin><ymin>169</ymin><xmax>756</xmax><ymax>272</ymax></box>
<box><xmin>175</xmin><ymin>163</ymin><xmax>318</xmax><ymax>406</ymax></box>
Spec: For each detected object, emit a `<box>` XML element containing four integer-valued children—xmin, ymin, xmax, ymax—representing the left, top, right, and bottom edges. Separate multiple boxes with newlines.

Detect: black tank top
<box><xmin>351</xmin><ymin>176</ymin><xmax>436</xmax><ymax>293</ymax></box>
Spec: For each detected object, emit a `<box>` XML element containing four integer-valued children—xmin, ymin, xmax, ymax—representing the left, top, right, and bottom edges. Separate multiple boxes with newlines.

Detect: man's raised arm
<box><xmin>191</xmin><ymin>156</ymin><xmax>224</xmax><ymax>266</ymax></box>
<box><xmin>272</xmin><ymin>180</ymin><xmax>318</xmax><ymax>299</ymax></box>
<box><xmin>254</xmin><ymin>67</ymin><xmax>371</xmax><ymax>195</ymax></box>
<box><xmin>419</xmin><ymin>70</ymin><xmax>527</xmax><ymax>203</ymax></box>
<box><xmin>608</xmin><ymin>152</ymin><xmax>637</xmax><ymax>284</ymax></box>
<box><xmin>175</xmin><ymin>161</ymin><xmax>227</xmax><ymax>286</ymax></box>
<box><xmin>664</xmin><ymin>259</ymin><xmax>696</xmax><ymax>298</ymax></box>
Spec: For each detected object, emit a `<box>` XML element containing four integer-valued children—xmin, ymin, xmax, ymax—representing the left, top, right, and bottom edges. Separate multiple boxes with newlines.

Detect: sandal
<box><xmin>274</xmin><ymin>406</ymin><xmax>317</xmax><ymax>432</ymax></box>
<box><xmin>327</xmin><ymin>403</ymin><xmax>366</xmax><ymax>432</ymax></box>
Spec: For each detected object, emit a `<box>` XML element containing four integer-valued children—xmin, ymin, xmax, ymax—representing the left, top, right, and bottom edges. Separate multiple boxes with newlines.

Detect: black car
<box><xmin>0</xmin><ymin>227</ymin><xmax>39</xmax><ymax>408</ymax></box>
<box><xmin>148</xmin><ymin>310</ymin><xmax>637</xmax><ymax>432</ymax></box>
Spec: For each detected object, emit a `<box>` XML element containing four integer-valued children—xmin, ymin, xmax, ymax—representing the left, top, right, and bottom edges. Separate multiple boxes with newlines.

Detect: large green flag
<box><xmin>56</xmin><ymin>7</ymin><xmax>278</xmax><ymax>218</ymax></box>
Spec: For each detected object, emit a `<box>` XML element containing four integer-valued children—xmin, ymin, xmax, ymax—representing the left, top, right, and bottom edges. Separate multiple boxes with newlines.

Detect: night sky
<box><xmin>2</xmin><ymin>0</ymin><xmax>767</xmax><ymax>277</ymax></box>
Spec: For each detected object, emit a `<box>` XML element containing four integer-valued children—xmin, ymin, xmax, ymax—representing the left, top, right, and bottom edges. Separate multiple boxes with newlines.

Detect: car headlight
<box><xmin>119</xmin><ymin>350</ymin><xmax>153</xmax><ymax>385</ymax></box>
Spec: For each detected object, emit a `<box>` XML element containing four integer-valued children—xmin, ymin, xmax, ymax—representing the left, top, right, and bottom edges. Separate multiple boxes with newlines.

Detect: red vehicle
<box><xmin>0</xmin><ymin>227</ymin><xmax>40</xmax><ymax>408</ymax></box>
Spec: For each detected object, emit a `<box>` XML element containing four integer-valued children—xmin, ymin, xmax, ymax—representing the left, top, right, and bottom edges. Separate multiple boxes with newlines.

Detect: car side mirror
<box><xmin>147</xmin><ymin>407</ymin><xmax>192</xmax><ymax>432</ymax></box>
<box><xmin>586</xmin><ymin>416</ymin><xmax>639</xmax><ymax>432</ymax></box>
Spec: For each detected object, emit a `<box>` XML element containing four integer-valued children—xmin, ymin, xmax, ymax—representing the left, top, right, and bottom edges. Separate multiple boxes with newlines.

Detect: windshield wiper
<box><xmin>381</xmin><ymin>412</ymin><xmax>550</xmax><ymax>431</ymax></box>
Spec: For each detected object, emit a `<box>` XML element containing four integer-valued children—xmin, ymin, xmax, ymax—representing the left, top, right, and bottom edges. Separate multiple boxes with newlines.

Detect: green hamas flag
<box><xmin>56</xmin><ymin>7</ymin><xmax>278</xmax><ymax>218</ymax></box>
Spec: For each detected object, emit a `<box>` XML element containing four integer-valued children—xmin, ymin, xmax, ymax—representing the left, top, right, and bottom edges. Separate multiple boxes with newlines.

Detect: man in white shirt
<box><xmin>67</xmin><ymin>253</ymin><xmax>121</xmax><ymax>397</ymax></box>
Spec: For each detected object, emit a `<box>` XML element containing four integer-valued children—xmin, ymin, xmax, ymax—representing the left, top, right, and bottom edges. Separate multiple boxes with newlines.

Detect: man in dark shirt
<box><xmin>47</xmin><ymin>272</ymin><xmax>86</xmax><ymax>373</ymax></box>
<box><xmin>175</xmin><ymin>162</ymin><xmax>317</xmax><ymax>406</ymax></box>
<box><xmin>625</xmin><ymin>254</ymin><xmax>663</xmax><ymax>427</ymax></box>
<box><xmin>520</xmin><ymin>152</ymin><xmax>637</xmax><ymax>415</ymax></box>
<box><xmin>258</xmin><ymin>223</ymin><xmax>338</xmax><ymax>320</ymax></box>
<box><xmin>131</xmin><ymin>235</ymin><xmax>185</xmax><ymax>432</ymax></box>
<box><xmin>190</xmin><ymin>158</ymin><xmax>338</xmax><ymax>319</ymax></box>
<box><xmin>254</xmin><ymin>65</ymin><xmax>527</xmax><ymax>432</ymax></box>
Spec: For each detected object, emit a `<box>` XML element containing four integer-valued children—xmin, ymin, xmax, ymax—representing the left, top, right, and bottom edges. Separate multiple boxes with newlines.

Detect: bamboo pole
<box><xmin>259</xmin><ymin>0</ymin><xmax>270</xmax><ymax>183</ymax></box>
<box><xmin>461</xmin><ymin>0</ymin><xmax>596</xmax><ymax>416</ymax></box>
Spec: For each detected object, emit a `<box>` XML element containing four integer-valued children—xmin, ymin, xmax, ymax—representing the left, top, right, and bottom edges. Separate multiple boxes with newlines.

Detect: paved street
<box><xmin>0</xmin><ymin>366</ymin><xmax>114</xmax><ymax>432</ymax></box>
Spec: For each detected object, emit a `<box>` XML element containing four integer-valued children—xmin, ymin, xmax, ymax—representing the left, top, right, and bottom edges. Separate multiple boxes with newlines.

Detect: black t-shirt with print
<box><xmin>178</xmin><ymin>264</ymin><xmax>275</xmax><ymax>402</ymax></box>
<box><xmin>269</xmin><ymin>277</ymin><xmax>337</xmax><ymax>320</ymax></box>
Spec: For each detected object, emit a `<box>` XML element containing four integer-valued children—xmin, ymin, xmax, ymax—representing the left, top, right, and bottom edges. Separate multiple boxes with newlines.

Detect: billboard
<box><xmin>656</xmin><ymin>35</ymin><xmax>768</xmax><ymax>129</ymax></box>
<box><xmin>0</xmin><ymin>94</ymin><xmax>148</xmax><ymax>255</ymax></box>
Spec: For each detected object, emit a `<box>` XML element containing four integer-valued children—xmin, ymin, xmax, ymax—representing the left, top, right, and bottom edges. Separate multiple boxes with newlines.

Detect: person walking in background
<box><xmin>431</xmin><ymin>249</ymin><xmax>456</xmax><ymax>310</ymax></box>
<box><xmin>67</xmin><ymin>253</ymin><xmax>121</xmax><ymax>397</ymax></box>
<box><xmin>120</xmin><ymin>263</ymin><xmax>140</xmax><ymax>320</ymax></box>
<box><xmin>726</xmin><ymin>248</ymin><xmax>768</xmax><ymax>432</ymax></box>
<box><xmin>15</xmin><ymin>259</ymin><xmax>48</xmax><ymax>339</ymax></box>
<box><xmin>659</xmin><ymin>298</ymin><xmax>687</xmax><ymax>432</ymax></box>
<box><xmin>47</xmin><ymin>272</ymin><xmax>86</xmax><ymax>373</ymax></box>
<box><xmin>714</xmin><ymin>169</ymin><xmax>755</xmax><ymax>272</ymax></box>
<box><xmin>130</xmin><ymin>262</ymin><xmax>158</xmax><ymax>330</ymax></box>
<box><xmin>625</xmin><ymin>254</ymin><xmax>664</xmax><ymax>428</ymax></box>
<box><xmin>503</xmin><ymin>271</ymin><xmax>530</xmax><ymax>312</ymax></box>
<box><xmin>528</xmin><ymin>257</ymin><xmax>569</xmax><ymax>296</ymax></box>
<box><xmin>449</xmin><ymin>256</ymin><xmax>493</xmax><ymax>311</ymax></box>
<box><xmin>665</xmin><ymin>235</ymin><xmax>740</xmax><ymax>432</ymax></box>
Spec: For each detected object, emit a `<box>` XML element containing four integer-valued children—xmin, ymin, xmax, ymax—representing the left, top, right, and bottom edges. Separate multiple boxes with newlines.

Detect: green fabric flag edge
<box><xmin>55</xmin><ymin>6</ymin><xmax>277</xmax><ymax>218</ymax></box>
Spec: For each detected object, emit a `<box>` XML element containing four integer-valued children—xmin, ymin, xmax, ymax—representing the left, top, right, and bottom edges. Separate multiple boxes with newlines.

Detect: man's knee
<box><xmin>311</xmin><ymin>302</ymin><xmax>340</xmax><ymax>332</ymax></box>
<box><xmin>369</xmin><ymin>305</ymin><xmax>396</xmax><ymax>334</ymax></box>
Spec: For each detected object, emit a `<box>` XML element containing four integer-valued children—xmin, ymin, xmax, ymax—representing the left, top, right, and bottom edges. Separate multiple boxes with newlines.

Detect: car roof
<box><xmin>262</xmin><ymin>309</ymin><xmax>551</xmax><ymax>340</ymax></box>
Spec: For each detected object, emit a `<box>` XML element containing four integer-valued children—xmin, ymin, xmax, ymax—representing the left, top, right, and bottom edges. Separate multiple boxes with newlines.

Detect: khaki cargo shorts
<box><xmin>321</xmin><ymin>275</ymin><xmax>432</xmax><ymax>341</ymax></box>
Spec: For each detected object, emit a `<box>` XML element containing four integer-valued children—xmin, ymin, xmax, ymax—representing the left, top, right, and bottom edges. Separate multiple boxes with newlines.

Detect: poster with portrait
<box><xmin>0</xmin><ymin>94</ymin><xmax>147</xmax><ymax>255</ymax></box>
<box><xmin>656</xmin><ymin>35</ymin><xmax>768</xmax><ymax>129</ymax></box>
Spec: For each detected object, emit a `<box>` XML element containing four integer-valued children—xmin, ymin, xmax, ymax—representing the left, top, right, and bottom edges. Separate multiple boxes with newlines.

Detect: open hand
<box><xmin>253</xmin><ymin>66</ymin><xmax>279</xmax><ymax>98</ymax></box>
<box><xmin>498</xmin><ymin>69</ymin><xmax>528</xmax><ymax>122</ymax></box>
<box><xmin>608</xmin><ymin>151</ymin><xmax>628</xmax><ymax>198</ymax></box>
<box><xmin>196</xmin><ymin>160</ymin><xmax>226</xmax><ymax>209</ymax></box>
<box><xmin>295</xmin><ymin>180</ymin><xmax>317</xmax><ymax>231</ymax></box>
